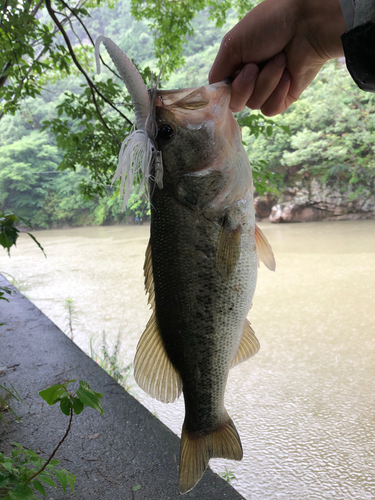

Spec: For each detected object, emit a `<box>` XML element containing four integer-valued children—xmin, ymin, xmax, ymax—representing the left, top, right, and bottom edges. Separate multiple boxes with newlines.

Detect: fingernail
<box><xmin>273</xmin><ymin>52</ymin><xmax>286</xmax><ymax>67</ymax></box>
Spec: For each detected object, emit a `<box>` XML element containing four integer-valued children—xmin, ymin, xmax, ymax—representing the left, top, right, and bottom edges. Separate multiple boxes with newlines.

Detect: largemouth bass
<box><xmin>135</xmin><ymin>83</ymin><xmax>275</xmax><ymax>493</ymax></box>
<box><xmin>95</xmin><ymin>37</ymin><xmax>275</xmax><ymax>494</ymax></box>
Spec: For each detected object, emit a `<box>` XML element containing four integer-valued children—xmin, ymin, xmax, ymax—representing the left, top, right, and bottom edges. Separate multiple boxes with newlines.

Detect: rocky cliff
<box><xmin>255</xmin><ymin>178</ymin><xmax>375</xmax><ymax>223</ymax></box>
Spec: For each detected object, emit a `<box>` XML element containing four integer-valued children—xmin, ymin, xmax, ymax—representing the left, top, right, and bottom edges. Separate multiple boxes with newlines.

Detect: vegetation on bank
<box><xmin>1</xmin><ymin>0</ymin><xmax>374</xmax><ymax>229</ymax></box>
<box><xmin>0</xmin><ymin>380</ymin><xmax>103</xmax><ymax>499</ymax></box>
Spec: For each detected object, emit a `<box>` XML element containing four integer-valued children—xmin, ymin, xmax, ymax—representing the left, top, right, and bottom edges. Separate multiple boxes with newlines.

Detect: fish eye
<box><xmin>157</xmin><ymin>124</ymin><xmax>174</xmax><ymax>141</ymax></box>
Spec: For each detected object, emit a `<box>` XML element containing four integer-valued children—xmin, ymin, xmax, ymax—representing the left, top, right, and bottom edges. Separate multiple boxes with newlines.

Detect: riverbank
<box><xmin>0</xmin><ymin>274</ymin><xmax>244</xmax><ymax>500</ymax></box>
<box><xmin>2</xmin><ymin>221</ymin><xmax>375</xmax><ymax>499</ymax></box>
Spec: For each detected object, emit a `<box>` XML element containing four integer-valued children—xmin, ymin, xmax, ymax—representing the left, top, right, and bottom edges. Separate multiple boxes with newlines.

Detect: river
<box><xmin>1</xmin><ymin>220</ymin><xmax>374</xmax><ymax>499</ymax></box>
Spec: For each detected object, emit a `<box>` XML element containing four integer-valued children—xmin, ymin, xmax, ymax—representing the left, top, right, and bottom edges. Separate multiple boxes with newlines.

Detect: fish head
<box><xmin>155</xmin><ymin>82</ymin><xmax>253</xmax><ymax>211</ymax></box>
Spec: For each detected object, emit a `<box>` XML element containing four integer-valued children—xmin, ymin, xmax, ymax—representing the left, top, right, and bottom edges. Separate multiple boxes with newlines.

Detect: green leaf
<box><xmin>71</xmin><ymin>397</ymin><xmax>84</xmax><ymax>415</ymax></box>
<box><xmin>38</xmin><ymin>385</ymin><xmax>65</xmax><ymax>405</ymax></box>
<box><xmin>49</xmin><ymin>459</ymin><xmax>60</xmax><ymax>466</ymax></box>
<box><xmin>1</xmin><ymin>461</ymin><xmax>12</xmax><ymax>472</ymax></box>
<box><xmin>132</xmin><ymin>484</ymin><xmax>142</xmax><ymax>491</ymax></box>
<box><xmin>26</xmin><ymin>233</ymin><xmax>46</xmax><ymax>258</ymax></box>
<box><xmin>76</xmin><ymin>381</ymin><xmax>103</xmax><ymax>415</ymax></box>
<box><xmin>54</xmin><ymin>469</ymin><xmax>67</xmax><ymax>493</ymax></box>
<box><xmin>11</xmin><ymin>443</ymin><xmax>24</xmax><ymax>450</ymax></box>
<box><xmin>8</xmin><ymin>483</ymin><xmax>35</xmax><ymax>499</ymax></box>
<box><xmin>64</xmin><ymin>379</ymin><xmax>76</xmax><ymax>387</ymax></box>
<box><xmin>32</xmin><ymin>479</ymin><xmax>46</xmax><ymax>496</ymax></box>
<box><xmin>60</xmin><ymin>397</ymin><xmax>72</xmax><ymax>416</ymax></box>
<box><xmin>66</xmin><ymin>472</ymin><xmax>75</xmax><ymax>494</ymax></box>
<box><xmin>38</xmin><ymin>475</ymin><xmax>56</xmax><ymax>487</ymax></box>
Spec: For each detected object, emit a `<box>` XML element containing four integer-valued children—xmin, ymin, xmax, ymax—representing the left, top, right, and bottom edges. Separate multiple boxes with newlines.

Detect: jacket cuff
<box><xmin>340</xmin><ymin>0</ymin><xmax>355</xmax><ymax>29</ymax></box>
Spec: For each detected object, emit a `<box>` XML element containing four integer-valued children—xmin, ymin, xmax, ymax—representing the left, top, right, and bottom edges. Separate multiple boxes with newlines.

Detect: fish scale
<box><xmin>150</xmin><ymin>186</ymin><xmax>250</xmax><ymax>431</ymax></box>
<box><xmin>135</xmin><ymin>82</ymin><xmax>271</xmax><ymax>494</ymax></box>
<box><xmin>95</xmin><ymin>35</ymin><xmax>274</xmax><ymax>495</ymax></box>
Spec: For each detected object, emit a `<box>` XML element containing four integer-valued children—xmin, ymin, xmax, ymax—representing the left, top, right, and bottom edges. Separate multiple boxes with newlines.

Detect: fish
<box><xmin>95</xmin><ymin>37</ymin><xmax>275</xmax><ymax>495</ymax></box>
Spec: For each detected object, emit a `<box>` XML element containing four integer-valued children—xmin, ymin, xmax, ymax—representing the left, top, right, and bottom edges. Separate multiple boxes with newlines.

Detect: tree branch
<box><xmin>57</xmin><ymin>0</ymin><xmax>121</xmax><ymax>81</ymax></box>
<box><xmin>0</xmin><ymin>0</ymin><xmax>9</xmax><ymax>26</ymax></box>
<box><xmin>45</xmin><ymin>0</ymin><xmax>131</xmax><ymax>136</ymax></box>
<box><xmin>25</xmin><ymin>408</ymin><xmax>74</xmax><ymax>484</ymax></box>
<box><xmin>45</xmin><ymin>0</ymin><xmax>124</xmax><ymax>143</ymax></box>
<box><xmin>30</xmin><ymin>0</ymin><xmax>45</xmax><ymax>18</ymax></box>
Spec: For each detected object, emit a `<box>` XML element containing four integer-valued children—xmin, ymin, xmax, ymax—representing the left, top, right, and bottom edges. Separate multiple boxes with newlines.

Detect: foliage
<box><xmin>0</xmin><ymin>0</ymin><xmax>118</xmax><ymax>118</ymax></box>
<box><xmin>0</xmin><ymin>212</ymin><xmax>45</xmax><ymax>302</ymax></box>
<box><xmin>64</xmin><ymin>298</ymin><xmax>76</xmax><ymax>341</ymax></box>
<box><xmin>219</xmin><ymin>466</ymin><xmax>237</xmax><ymax>483</ymax></box>
<box><xmin>244</xmin><ymin>60</ymin><xmax>375</xmax><ymax>197</ymax></box>
<box><xmin>237</xmin><ymin>113</ymin><xmax>288</xmax><ymax>194</ymax></box>
<box><xmin>0</xmin><ymin>380</ymin><xmax>103</xmax><ymax>499</ymax></box>
<box><xmin>2</xmin><ymin>0</ymin><xmax>373</xmax><ymax>218</ymax></box>
<box><xmin>0</xmin><ymin>0</ymin><xmax>277</xmax><ymax>219</ymax></box>
<box><xmin>0</xmin><ymin>213</ymin><xmax>45</xmax><ymax>257</ymax></box>
<box><xmin>0</xmin><ymin>444</ymin><xmax>75</xmax><ymax>499</ymax></box>
<box><xmin>129</xmin><ymin>0</ymin><xmax>261</xmax><ymax>73</ymax></box>
<box><xmin>1</xmin><ymin>273</ymin><xmax>29</xmax><ymax>295</ymax></box>
<box><xmin>0</xmin><ymin>284</ymin><xmax>13</xmax><ymax>303</ymax></box>
<box><xmin>89</xmin><ymin>332</ymin><xmax>133</xmax><ymax>391</ymax></box>
<box><xmin>43</xmin><ymin>77</ymin><xmax>134</xmax><ymax>200</ymax></box>
<box><xmin>0</xmin><ymin>103</ymin><xmax>148</xmax><ymax>227</ymax></box>
<box><xmin>0</xmin><ymin>384</ymin><xmax>22</xmax><ymax>424</ymax></box>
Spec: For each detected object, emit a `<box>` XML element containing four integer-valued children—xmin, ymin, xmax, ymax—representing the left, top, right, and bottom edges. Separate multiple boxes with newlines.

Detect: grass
<box><xmin>64</xmin><ymin>297</ymin><xmax>76</xmax><ymax>341</ymax></box>
<box><xmin>219</xmin><ymin>466</ymin><xmax>237</xmax><ymax>484</ymax></box>
<box><xmin>1</xmin><ymin>272</ymin><xmax>29</xmax><ymax>295</ymax></box>
<box><xmin>89</xmin><ymin>331</ymin><xmax>133</xmax><ymax>392</ymax></box>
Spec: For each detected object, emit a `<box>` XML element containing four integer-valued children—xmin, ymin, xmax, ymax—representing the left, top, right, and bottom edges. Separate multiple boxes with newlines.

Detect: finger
<box><xmin>209</xmin><ymin>0</ymin><xmax>295</xmax><ymax>84</ymax></box>
<box><xmin>260</xmin><ymin>69</ymin><xmax>292</xmax><ymax>116</ymax></box>
<box><xmin>229</xmin><ymin>63</ymin><xmax>259</xmax><ymax>113</ymax></box>
<box><xmin>246</xmin><ymin>52</ymin><xmax>286</xmax><ymax>110</ymax></box>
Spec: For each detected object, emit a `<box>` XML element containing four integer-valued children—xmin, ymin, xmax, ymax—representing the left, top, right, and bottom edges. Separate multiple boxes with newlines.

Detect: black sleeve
<box><xmin>340</xmin><ymin>0</ymin><xmax>375</xmax><ymax>92</ymax></box>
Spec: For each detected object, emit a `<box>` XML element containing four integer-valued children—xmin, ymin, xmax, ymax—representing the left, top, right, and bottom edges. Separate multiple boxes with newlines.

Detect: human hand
<box><xmin>209</xmin><ymin>0</ymin><xmax>347</xmax><ymax>116</ymax></box>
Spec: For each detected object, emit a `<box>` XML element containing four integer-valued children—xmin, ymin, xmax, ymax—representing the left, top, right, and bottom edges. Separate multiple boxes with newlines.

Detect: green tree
<box><xmin>244</xmin><ymin>60</ymin><xmax>375</xmax><ymax>197</ymax></box>
<box><xmin>2</xmin><ymin>0</ymin><xmax>274</xmax><ymax>208</ymax></box>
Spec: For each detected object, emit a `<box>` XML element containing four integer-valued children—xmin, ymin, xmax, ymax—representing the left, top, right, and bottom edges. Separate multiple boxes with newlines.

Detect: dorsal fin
<box><xmin>144</xmin><ymin>240</ymin><xmax>155</xmax><ymax>308</ymax></box>
<box><xmin>230</xmin><ymin>319</ymin><xmax>260</xmax><ymax>369</ymax></box>
<box><xmin>255</xmin><ymin>224</ymin><xmax>276</xmax><ymax>271</ymax></box>
<box><xmin>134</xmin><ymin>312</ymin><xmax>183</xmax><ymax>403</ymax></box>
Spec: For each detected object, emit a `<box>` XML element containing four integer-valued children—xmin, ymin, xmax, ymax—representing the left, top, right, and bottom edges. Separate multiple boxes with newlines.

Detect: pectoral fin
<box><xmin>255</xmin><ymin>224</ymin><xmax>276</xmax><ymax>271</ymax></box>
<box><xmin>216</xmin><ymin>226</ymin><xmax>241</xmax><ymax>278</ymax></box>
<box><xmin>230</xmin><ymin>319</ymin><xmax>260</xmax><ymax>369</ymax></box>
<box><xmin>144</xmin><ymin>240</ymin><xmax>155</xmax><ymax>308</ymax></box>
<box><xmin>134</xmin><ymin>311</ymin><xmax>182</xmax><ymax>403</ymax></box>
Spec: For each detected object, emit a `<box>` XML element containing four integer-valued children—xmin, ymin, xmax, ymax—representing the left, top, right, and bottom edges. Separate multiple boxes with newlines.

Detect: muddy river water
<box><xmin>1</xmin><ymin>220</ymin><xmax>374</xmax><ymax>499</ymax></box>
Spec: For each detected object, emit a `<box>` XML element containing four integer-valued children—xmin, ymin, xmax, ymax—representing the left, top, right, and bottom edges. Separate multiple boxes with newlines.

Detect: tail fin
<box><xmin>179</xmin><ymin>414</ymin><xmax>243</xmax><ymax>494</ymax></box>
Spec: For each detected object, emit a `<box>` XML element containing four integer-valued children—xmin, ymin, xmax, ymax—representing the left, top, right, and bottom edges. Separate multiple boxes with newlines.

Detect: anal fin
<box><xmin>255</xmin><ymin>224</ymin><xmax>276</xmax><ymax>271</ymax></box>
<box><xmin>179</xmin><ymin>414</ymin><xmax>242</xmax><ymax>494</ymax></box>
<box><xmin>230</xmin><ymin>319</ymin><xmax>260</xmax><ymax>369</ymax></box>
<box><xmin>134</xmin><ymin>311</ymin><xmax>182</xmax><ymax>403</ymax></box>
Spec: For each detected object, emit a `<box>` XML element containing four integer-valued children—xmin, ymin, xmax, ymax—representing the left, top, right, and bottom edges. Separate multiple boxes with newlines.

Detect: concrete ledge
<box><xmin>0</xmin><ymin>274</ymin><xmax>245</xmax><ymax>499</ymax></box>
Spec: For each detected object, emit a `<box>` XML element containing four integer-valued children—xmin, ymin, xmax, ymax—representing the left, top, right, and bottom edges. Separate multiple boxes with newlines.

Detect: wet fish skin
<box><xmin>96</xmin><ymin>37</ymin><xmax>272</xmax><ymax>494</ymax></box>
<box><xmin>135</xmin><ymin>82</ymin><xmax>268</xmax><ymax>494</ymax></box>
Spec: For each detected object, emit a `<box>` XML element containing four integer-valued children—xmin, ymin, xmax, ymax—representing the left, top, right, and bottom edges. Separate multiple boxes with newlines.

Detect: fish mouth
<box><xmin>156</xmin><ymin>81</ymin><xmax>231</xmax><ymax>115</ymax></box>
<box><xmin>155</xmin><ymin>81</ymin><xmax>233</xmax><ymax>141</ymax></box>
